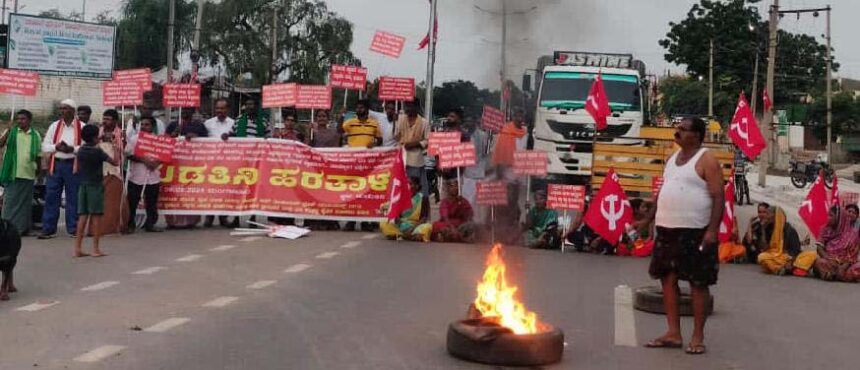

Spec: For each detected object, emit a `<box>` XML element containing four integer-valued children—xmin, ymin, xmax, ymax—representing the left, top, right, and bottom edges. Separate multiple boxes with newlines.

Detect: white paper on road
<box><xmin>270</xmin><ymin>226</ymin><xmax>311</xmax><ymax>239</ymax></box>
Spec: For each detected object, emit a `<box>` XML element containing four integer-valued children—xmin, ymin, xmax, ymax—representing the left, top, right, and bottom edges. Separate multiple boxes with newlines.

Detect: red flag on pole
<box><xmin>585</xmin><ymin>73</ymin><xmax>611</xmax><ymax>131</ymax></box>
<box><xmin>729</xmin><ymin>92</ymin><xmax>767</xmax><ymax>160</ymax></box>
<box><xmin>763</xmin><ymin>88</ymin><xmax>773</xmax><ymax>112</ymax></box>
<box><xmin>418</xmin><ymin>0</ymin><xmax>438</xmax><ymax>50</ymax></box>
<box><xmin>798</xmin><ymin>173</ymin><xmax>830</xmax><ymax>239</ymax></box>
<box><xmin>719</xmin><ymin>175</ymin><xmax>736</xmax><ymax>243</ymax></box>
<box><xmin>584</xmin><ymin>168</ymin><xmax>634</xmax><ymax>245</ymax></box>
<box><xmin>386</xmin><ymin>149</ymin><xmax>414</xmax><ymax>222</ymax></box>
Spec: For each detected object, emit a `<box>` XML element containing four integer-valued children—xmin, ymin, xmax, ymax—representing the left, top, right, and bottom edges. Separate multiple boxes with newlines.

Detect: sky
<box><xmin>16</xmin><ymin>0</ymin><xmax>860</xmax><ymax>89</ymax></box>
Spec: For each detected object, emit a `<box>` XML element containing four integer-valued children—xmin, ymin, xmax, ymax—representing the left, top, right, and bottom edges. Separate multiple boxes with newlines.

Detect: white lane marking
<box><xmin>210</xmin><ymin>244</ymin><xmax>237</xmax><ymax>252</ymax></box>
<box><xmin>74</xmin><ymin>345</ymin><xmax>126</xmax><ymax>363</ymax></box>
<box><xmin>315</xmin><ymin>251</ymin><xmax>339</xmax><ymax>259</ymax></box>
<box><xmin>202</xmin><ymin>296</ymin><xmax>239</xmax><ymax>308</ymax></box>
<box><xmin>81</xmin><ymin>281</ymin><xmax>120</xmax><ymax>292</ymax></box>
<box><xmin>175</xmin><ymin>254</ymin><xmax>203</xmax><ymax>262</ymax></box>
<box><xmin>339</xmin><ymin>241</ymin><xmax>361</xmax><ymax>249</ymax></box>
<box><xmin>132</xmin><ymin>266</ymin><xmax>166</xmax><ymax>275</ymax></box>
<box><xmin>17</xmin><ymin>300</ymin><xmax>60</xmax><ymax>312</ymax></box>
<box><xmin>240</xmin><ymin>236</ymin><xmax>262</xmax><ymax>242</ymax></box>
<box><xmin>614</xmin><ymin>285</ymin><xmax>637</xmax><ymax>347</ymax></box>
<box><xmin>284</xmin><ymin>263</ymin><xmax>312</xmax><ymax>273</ymax></box>
<box><xmin>361</xmin><ymin>234</ymin><xmax>378</xmax><ymax>240</ymax></box>
<box><xmin>144</xmin><ymin>317</ymin><xmax>191</xmax><ymax>333</ymax></box>
<box><xmin>246</xmin><ymin>280</ymin><xmax>277</xmax><ymax>290</ymax></box>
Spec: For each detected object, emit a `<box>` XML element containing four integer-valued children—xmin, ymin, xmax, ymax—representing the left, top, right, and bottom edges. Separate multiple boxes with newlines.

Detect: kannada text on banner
<box><xmin>157</xmin><ymin>139</ymin><xmax>399</xmax><ymax>221</ymax></box>
<box><xmin>547</xmin><ymin>184</ymin><xmax>585</xmax><ymax>211</ymax></box>
<box><xmin>133</xmin><ymin>132</ymin><xmax>177</xmax><ymax>163</ymax></box>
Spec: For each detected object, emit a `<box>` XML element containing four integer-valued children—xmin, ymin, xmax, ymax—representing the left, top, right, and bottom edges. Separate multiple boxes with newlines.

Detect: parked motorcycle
<box><xmin>789</xmin><ymin>158</ymin><xmax>834</xmax><ymax>189</ymax></box>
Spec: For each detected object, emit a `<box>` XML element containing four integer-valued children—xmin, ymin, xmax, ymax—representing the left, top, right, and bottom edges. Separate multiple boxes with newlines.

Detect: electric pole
<box><xmin>759</xmin><ymin>0</ymin><xmax>778</xmax><ymax>187</ymax></box>
<box><xmin>424</xmin><ymin>0</ymin><xmax>438</xmax><ymax>122</ymax></box>
<box><xmin>82</xmin><ymin>0</ymin><xmax>87</xmax><ymax>21</ymax></box>
<box><xmin>166</xmin><ymin>0</ymin><xmax>176</xmax><ymax>119</ymax></box>
<box><xmin>708</xmin><ymin>39</ymin><xmax>714</xmax><ymax>118</ymax></box>
<box><xmin>751</xmin><ymin>51</ymin><xmax>760</xmax><ymax>117</ymax></box>
<box><xmin>825</xmin><ymin>5</ymin><xmax>832</xmax><ymax>163</ymax></box>
<box><xmin>500</xmin><ymin>0</ymin><xmax>507</xmax><ymax>117</ymax></box>
<box><xmin>191</xmin><ymin>0</ymin><xmax>204</xmax><ymax>83</ymax></box>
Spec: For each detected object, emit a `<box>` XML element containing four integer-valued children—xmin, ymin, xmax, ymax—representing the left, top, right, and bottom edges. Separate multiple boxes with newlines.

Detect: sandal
<box><xmin>644</xmin><ymin>338</ymin><xmax>683</xmax><ymax>348</ymax></box>
<box><xmin>685</xmin><ymin>343</ymin><xmax>707</xmax><ymax>355</ymax></box>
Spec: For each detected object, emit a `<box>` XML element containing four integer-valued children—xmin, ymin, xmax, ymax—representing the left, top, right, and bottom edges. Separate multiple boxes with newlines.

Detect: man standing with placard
<box><xmin>342</xmin><ymin>99</ymin><xmax>383</xmax><ymax>232</ymax></box>
<box><xmin>395</xmin><ymin>99</ymin><xmax>429</xmax><ymax>197</ymax></box>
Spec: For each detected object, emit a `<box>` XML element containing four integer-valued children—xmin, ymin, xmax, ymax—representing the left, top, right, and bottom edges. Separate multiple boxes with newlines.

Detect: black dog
<box><xmin>0</xmin><ymin>219</ymin><xmax>22</xmax><ymax>301</ymax></box>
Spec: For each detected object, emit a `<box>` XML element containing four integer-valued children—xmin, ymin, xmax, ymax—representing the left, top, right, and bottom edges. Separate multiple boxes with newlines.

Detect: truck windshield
<box><xmin>539</xmin><ymin>72</ymin><xmax>640</xmax><ymax>111</ymax></box>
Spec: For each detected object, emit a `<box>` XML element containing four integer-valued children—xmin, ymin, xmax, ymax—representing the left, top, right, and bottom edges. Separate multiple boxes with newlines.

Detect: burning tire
<box><xmin>633</xmin><ymin>286</ymin><xmax>713</xmax><ymax>316</ymax></box>
<box><xmin>446</xmin><ymin>319</ymin><xmax>564</xmax><ymax>367</ymax></box>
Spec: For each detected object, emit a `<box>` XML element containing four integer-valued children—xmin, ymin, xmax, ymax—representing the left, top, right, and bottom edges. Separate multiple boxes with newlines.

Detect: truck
<box><xmin>528</xmin><ymin>51</ymin><xmax>649</xmax><ymax>184</ymax></box>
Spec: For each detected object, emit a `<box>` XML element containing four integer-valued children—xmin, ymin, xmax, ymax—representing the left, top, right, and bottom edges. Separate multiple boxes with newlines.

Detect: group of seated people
<box><xmin>719</xmin><ymin>202</ymin><xmax>860</xmax><ymax>282</ymax></box>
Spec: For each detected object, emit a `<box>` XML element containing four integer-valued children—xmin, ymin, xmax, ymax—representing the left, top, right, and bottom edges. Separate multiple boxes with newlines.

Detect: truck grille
<box><xmin>546</xmin><ymin>119</ymin><xmax>632</xmax><ymax>140</ymax></box>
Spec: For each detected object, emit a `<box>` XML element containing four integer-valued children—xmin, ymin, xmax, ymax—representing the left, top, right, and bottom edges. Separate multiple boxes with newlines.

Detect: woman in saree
<box><xmin>756</xmin><ymin>206</ymin><xmax>805</xmax><ymax>275</ymax></box>
<box><xmin>804</xmin><ymin>205</ymin><xmax>860</xmax><ymax>282</ymax></box>
<box><xmin>94</xmin><ymin>109</ymin><xmax>128</xmax><ymax>235</ymax></box>
<box><xmin>431</xmin><ymin>179</ymin><xmax>477</xmax><ymax>243</ymax></box>
<box><xmin>379</xmin><ymin>177</ymin><xmax>432</xmax><ymax>242</ymax></box>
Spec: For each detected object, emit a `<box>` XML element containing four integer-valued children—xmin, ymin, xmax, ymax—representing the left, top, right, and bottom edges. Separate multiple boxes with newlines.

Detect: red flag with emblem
<box><xmin>831</xmin><ymin>174</ymin><xmax>840</xmax><ymax>207</ymax></box>
<box><xmin>418</xmin><ymin>0</ymin><xmax>438</xmax><ymax>50</ymax></box>
<box><xmin>763</xmin><ymin>88</ymin><xmax>772</xmax><ymax>112</ymax></box>
<box><xmin>584</xmin><ymin>168</ymin><xmax>634</xmax><ymax>245</ymax></box>
<box><xmin>386</xmin><ymin>149</ymin><xmax>413</xmax><ymax>222</ymax></box>
<box><xmin>799</xmin><ymin>173</ymin><xmax>830</xmax><ymax>239</ymax></box>
<box><xmin>729</xmin><ymin>92</ymin><xmax>767</xmax><ymax>160</ymax></box>
<box><xmin>585</xmin><ymin>73</ymin><xmax>611</xmax><ymax>131</ymax></box>
<box><xmin>719</xmin><ymin>175</ymin><xmax>736</xmax><ymax>243</ymax></box>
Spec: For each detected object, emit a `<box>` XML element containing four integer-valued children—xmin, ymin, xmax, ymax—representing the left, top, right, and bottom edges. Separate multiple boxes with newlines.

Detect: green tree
<box><xmin>808</xmin><ymin>92</ymin><xmax>860</xmax><ymax>141</ymax></box>
<box><xmin>660</xmin><ymin>0</ymin><xmax>835</xmax><ymax>105</ymax></box>
<box><xmin>115</xmin><ymin>0</ymin><xmax>196</xmax><ymax>70</ymax></box>
<box><xmin>37</xmin><ymin>8</ymin><xmax>83</xmax><ymax>21</ymax></box>
<box><xmin>199</xmin><ymin>0</ymin><xmax>359</xmax><ymax>85</ymax></box>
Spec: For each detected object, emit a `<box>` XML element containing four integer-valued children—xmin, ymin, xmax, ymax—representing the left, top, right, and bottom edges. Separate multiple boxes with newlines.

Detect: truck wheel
<box><xmin>633</xmin><ymin>286</ymin><xmax>713</xmax><ymax>316</ymax></box>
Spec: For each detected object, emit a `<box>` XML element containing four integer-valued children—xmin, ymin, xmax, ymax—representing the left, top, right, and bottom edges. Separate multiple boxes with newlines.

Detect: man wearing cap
<box><xmin>39</xmin><ymin>99</ymin><xmax>84</xmax><ymax>239</ymax></box>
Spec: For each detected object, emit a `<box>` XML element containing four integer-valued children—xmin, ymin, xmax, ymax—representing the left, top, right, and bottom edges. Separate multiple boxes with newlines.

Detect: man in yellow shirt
<box><xmin>342</xmin><ymin>99</ymin><xmax>382</xmax><ymax>148</ymax></box>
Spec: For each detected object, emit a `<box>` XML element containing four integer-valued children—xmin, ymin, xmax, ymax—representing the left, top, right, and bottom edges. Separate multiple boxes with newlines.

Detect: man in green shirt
<box><xmin>0</xmin><ymin>110</ymin><xmax>42</xmax><ymax>236</ymax></box>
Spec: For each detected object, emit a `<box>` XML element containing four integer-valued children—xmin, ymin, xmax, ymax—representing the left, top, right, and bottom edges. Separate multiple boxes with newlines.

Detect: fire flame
<box><xmin>473</xmin><ymin>244</ymin><xmax>540</xmax><ymax>334</ymax></box>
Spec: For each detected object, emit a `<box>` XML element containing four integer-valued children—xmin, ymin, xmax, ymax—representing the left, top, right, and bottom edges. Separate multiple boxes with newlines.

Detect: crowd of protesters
<box><xmin>1</xmin><ymin>98</ymin><xmax>859</xmax><ymax>285</ymax></box>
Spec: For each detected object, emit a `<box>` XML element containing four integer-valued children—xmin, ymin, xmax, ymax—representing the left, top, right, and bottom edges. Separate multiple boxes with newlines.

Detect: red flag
<box><xmin>729</xmin><ymin>92</ymin><xmax>767</xmax><ymax>160</ymax></box>
<box><xmin>763</xmin><ymin>88</ymin><xmax>772</xmax><ymax>112</ymax></box>
<box><xmin>418</xmin><ymin>1</ymin><xmax>438</xmax><ymax>50</ymax></box>
<box><xmin>386</xmin><ymin>149</ymin><xmax>414</xmax><ymax>222</ymax></box>
<box><xmin>799</xmin><ymin>173</ymin><xmax>830</xmax><ymax>239</ymax></box>
<box><xmin>585</xmin><ymin>73</ymin><xmax>611</xmax><ymax>131</ymax></box>
<box><xmin>719</xmin><ymin>176</ymin><xmax>736</xmax><ymax>243</ymax></box>
<box><xmin>831</xmin><ymin>174</ymin><xmax>840</xmax><ymax>207</ymax></box>
<box><xmin>584</xmin><ymin>168</ymin><xmax>634</xmax><ymax>245</ymax></box>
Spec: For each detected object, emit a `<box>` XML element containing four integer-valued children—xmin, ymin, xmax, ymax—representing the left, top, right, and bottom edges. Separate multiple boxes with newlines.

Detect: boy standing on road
<box><xmin>73</xmin><ymin>125</ymin><xmax>120</xmax><ymax>258</ymax></box>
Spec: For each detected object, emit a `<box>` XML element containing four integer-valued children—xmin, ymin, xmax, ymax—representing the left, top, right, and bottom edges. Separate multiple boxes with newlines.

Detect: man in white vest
<box><xmin>644</xmin><ymin>117</ymin><xmax>724</xmax><ymax>355</ymax></box>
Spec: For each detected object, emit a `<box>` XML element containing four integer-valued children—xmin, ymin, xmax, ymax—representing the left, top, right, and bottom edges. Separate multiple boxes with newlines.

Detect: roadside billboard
<box><xmin>6</xmin><ymin>14</ymin><xmax>116</xmax><ymax>79</ymax></box>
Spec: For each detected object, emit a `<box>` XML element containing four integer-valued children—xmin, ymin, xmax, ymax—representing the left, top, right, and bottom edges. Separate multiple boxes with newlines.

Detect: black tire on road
<box><xmin>446</xmin><ymin>320</ymin><xmax>564</xmax><ymax>367</ymax></box>
<box><xmin>633</xmin><ymin>286</ymin><xmax>714</xmax><ymax>317</ymax></box>
<box><xmin>790</xmin><ymin>173</ymin><xmax>807</xmax><ymax>189</ymax></box>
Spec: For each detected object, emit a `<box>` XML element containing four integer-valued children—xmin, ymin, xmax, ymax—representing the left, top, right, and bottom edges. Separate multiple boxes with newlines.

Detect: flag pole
<box><xmin>423</xmin><ymin>0</ymin><xmax>438</xmax><ymax>124</ymax></box>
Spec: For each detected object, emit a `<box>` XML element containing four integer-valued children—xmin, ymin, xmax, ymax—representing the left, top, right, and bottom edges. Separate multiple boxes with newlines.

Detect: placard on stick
<box><xmin>547</xmin><ymin>184</ymin><xmax>585</xmax><ymax>211</ymax></box>
<box><xmin>476</xmin><ymin>181</ymin><xmax>508</xmax><ymax>206</ymax></box>
<box><xmin>0</xmin><ymin>69</ymin><xmax>39</xmax><ymax>96</ymax></box>
<box><xmin>296</xmin><ymin>85</ymin><xmax>332</xmax><ymax>109</ymax></box>
<box><xmin>428</xmin><ymin>132</ymin><xmax>461</xmax><ymax>156</ymax></box>
<box><xmin>378</xmin><ymin>77</ymin><xmax>415</xmax><ymax>101</ymax></box>
<box><xmin>369</xmin><ymin>31</ymin><xmax>406</xmax><ymax>58</ymax></box>
<box><xmin>113</xmin><ymin>68</ymin><xmax>152</xmax><ymax>91</ymax></box>
<box><xmin>163</xmin><ymin>84</ymin><xmax>201</xmax><ymax>108</ymax></box>
<box><xmin>133</xmin><ymin>132</ymin><xmax>176</xmax><ymax>163</ymax></box>
<box><xmin>262</xmin><ymin>83</ymin><xmax>297</xmax><ymax>108</ymax></box>
<box><xmin>330</xmin><ymin>65</ymin><xmax>368</xmax><ymax>91</ymax></box>
<box><xmin>103</xmin><ymin>80</ymin><xmax>143</xmax><ymax>106</ymax></box>
<box><xmin>438</xmin><ymin>143</ymin><xmax>476</xmax><ymax>169</ymax></box>
<box><xmin>481</xmin><ymin>105</ymin><xmax>505</xmax><ymax>133</ymax></box>
<box><xmin>513</xmin><ymin>150</ymin><xmax>548</xmax><ymax>176</ymax></box>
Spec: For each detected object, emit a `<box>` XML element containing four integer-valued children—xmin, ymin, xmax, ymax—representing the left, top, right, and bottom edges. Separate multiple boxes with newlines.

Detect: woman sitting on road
<box><xmin>800</xmin><ymin>205</ymin><xmax>860</xmax><ymax>282</ymax></box>
<box><xmin>431</xmin><ymin>179</ymin><xmax>477</xmax><ymax>243</ymax></box>
<box><xmin>522</xmin><ymin>190</ymin><xmax>561</xmax><ymax>250</ymax></box>
<box><xmin>379</xmin><ymin>177</ymin><xmax>431</xmax><ymax>242</ymax></box>
<box><xmin>755</xmin><ymin>206</ymin><xmax>806</xmax><ymax>275</ymax></box>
